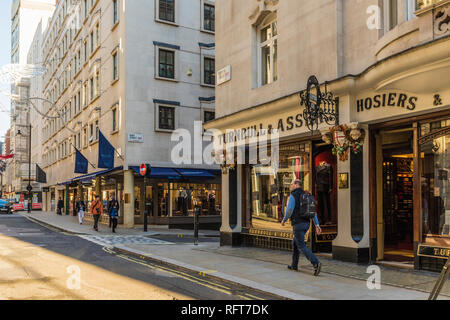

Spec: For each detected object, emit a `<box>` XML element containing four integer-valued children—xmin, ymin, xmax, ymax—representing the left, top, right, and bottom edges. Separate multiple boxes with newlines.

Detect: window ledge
<box><xmin>155</xmin><ymin>76</ymin><xmax>179</xmax><ymax>83</ymax></box>
<box><xmin>201</xmin><ymin>28</ymin><xmax>215</xmax><ymax>35</ymax></box>
<box><xmin>155</xmin><ymin>18</ymin><xmax>179</xmax><ymax>27</ymax></box>
<box><xmin>111</xmin><ymin>129</ymin><xmax>119</xmax><ymax>135</ymax></box>
<box><xmin>89</xmin><ymin>95</ymin><xmax>101</xmax><ymax>105</ymax></box>
<box><xmin>201</xmin><ymin>83</ymin><xmax>215</xmax><ymax>88</ymax></box>
<box><xmin>111</xmin><ymin>78</ymin><xmax>119</xmax><ymax>86</ymax></box>
<box><xmin>155</xmin><ymin>128</ymin><xmax>175</xmax><ymax>133</ymax></box>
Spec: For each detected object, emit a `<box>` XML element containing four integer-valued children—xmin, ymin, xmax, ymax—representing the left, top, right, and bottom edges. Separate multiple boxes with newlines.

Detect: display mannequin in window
<box><xmin>315</xmin><ymin>161</ymin><xmax>333</xmax><ymax>225</ymax></box>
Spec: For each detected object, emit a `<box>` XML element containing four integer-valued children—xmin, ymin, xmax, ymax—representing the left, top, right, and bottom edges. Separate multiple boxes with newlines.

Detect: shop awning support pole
<box><xmin>428</xmin><ymin>255</ymin><xmax>450</xmax><ymax>300</ymax></box>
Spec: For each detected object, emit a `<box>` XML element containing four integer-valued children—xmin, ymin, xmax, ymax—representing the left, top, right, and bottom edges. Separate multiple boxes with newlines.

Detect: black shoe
<box><xmin>287</xmin><ymin>265</ymin><xmax>298</xmax><ymax>271</ymax></box>
<box><xmin>313</xmin><ymin>262</ymin><xmax>322</xmax><ymax>276</ymax></box>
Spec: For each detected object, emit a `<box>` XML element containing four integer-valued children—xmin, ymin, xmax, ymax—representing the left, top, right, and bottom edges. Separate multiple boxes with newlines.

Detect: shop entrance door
<box><xmin>380</xmin><ymin>129</ymin><xmax>414</xmax><ymax>263</ymax></box>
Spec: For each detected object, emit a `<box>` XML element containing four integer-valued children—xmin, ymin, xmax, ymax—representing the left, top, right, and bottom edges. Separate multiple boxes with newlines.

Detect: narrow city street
<box><xmin>0</xmin><ymin>214</ymin><xmax>278</xmax><ymax>300</ymax></box>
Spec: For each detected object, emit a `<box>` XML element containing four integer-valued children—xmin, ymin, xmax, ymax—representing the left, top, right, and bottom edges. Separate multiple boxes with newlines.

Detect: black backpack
<box><xmin>299</xmin><ymin>193</ymin><xmax>317</xmax><ymax>219</ymax></box>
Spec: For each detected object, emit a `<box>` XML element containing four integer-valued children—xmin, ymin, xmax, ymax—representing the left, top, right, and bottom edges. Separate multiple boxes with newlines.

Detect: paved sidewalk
<box><xmin>19</xmin><ymin>211</ymin><xmax>219</xmax><ymax>237</ymax></box>
<box><xmin>16</xmin><ymin>211</ymin><xmax>450</xmax><ymax>300</ymax></box>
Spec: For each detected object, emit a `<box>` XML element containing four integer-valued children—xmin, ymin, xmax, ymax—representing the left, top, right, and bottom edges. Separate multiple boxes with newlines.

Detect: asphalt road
<box><xmin>0</xmin><ymin>214</ymin><xmax>280</xmax><ymax>300</ymax></box>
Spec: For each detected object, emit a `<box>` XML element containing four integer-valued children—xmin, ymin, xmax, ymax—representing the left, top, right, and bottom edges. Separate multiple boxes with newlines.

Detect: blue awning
<box><xmin>175</xmin><ymin>168</ymin><xmax>216</xmax><ymax>178</ymax></box>
<box><xmin>130</xmin><ymin>166</ymin><xmax>219</xmax><ymax>180</ymax></box>
<box><xmin>72</xmin><ymin>166</ymin><xmax>123</xmax><ymax>182</ymax></box>
<box><xmin>130</xmin><ymin>166</ymin><xmax>181</xmax><ymax>179</ymax></box>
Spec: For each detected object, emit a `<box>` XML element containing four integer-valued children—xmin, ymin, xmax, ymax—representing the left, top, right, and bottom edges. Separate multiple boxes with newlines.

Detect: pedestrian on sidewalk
<box><xmin>108</xmin><ymin>196</ymin><xmax>120</xmax><ymax>233</ymax></box>
<box><xmin>75</xmin><ymin>197</ymin><xmax>86</xmax><ymax>225</ymax></box>
<box><xmin>90</xmin><ymin>195</ymin><xmax>103</xmax><ymax>231</ymax></box>
<box><xmin>57</xmin><ymin>197</ymin><xmax>64</xmax><ymax>215</ymax></box>
<box><xmin>281</xmin><ymin>179</ymin><xmax>322</xmax><ymax>276</ymax></box>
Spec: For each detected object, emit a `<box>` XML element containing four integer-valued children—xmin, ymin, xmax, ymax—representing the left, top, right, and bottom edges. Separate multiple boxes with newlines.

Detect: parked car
<box><xmin>0</xmin><ymin>199</ymin><xmax>12</xmax><ymax>214</ymax></box>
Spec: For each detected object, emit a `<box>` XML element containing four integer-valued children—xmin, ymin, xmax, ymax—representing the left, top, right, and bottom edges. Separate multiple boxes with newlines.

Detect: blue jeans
<box><xmin>291</xmin><ymin>221</ymin><xmax>319</xmax><ymax>267</ymax></box>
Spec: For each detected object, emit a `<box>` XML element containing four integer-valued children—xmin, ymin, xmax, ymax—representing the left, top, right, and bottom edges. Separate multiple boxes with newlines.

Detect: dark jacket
<box><xmin>76</xmin><ymin>201</ymin><xmax>86</xmax><ymax>213</ymax></box>
<box><xmin>315</xmin><ymin>164</ymin><xmax>332</xmax><ymax>192</ymax></box>
<box><xmin>57</xmin><ymin>199</ymin><xmax>64</xmax><ymax>209</ymax></box>
<box><xmin>107</xmin><ymin>200</ymin><xmax>120</xmax><ymax>214</ymax></box>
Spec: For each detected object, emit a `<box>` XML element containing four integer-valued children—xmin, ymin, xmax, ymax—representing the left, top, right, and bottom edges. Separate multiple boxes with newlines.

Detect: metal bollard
<box><xmin>194</xmin><ymin>206</ymin><xmax>200</xmax><ymax>245</ymax></box>
<box><xmin>144</xmin><ymin>210</ymin><xmax>148</xmax><ymax>232</ymax></box>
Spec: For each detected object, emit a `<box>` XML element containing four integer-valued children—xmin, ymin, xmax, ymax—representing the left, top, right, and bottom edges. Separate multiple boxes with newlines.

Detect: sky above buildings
<box><xmin>0</xmin><ymin>0</ymin><xmax>11</xmax><ymax>146</ymax></box>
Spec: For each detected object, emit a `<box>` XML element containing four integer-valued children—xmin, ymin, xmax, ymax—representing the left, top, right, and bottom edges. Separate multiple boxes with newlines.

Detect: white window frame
<box><xmin>155</xmin><ymin>0</ymin><xmax>179</xmax><ymax>26</ymax></box>
<box><xmin>257</xmin><ymin>14</ymin><xmax>278</xmax><ymax>87</ymax></box>
<box><xmin>155</xmin><ymin>103</ymin><xmax>177</xmax><ymax>133</ymax></box>
<box><xmin>111</xmin><ymin>102</ymin><xmax>119</xmax><ymax>133</ymax></box>
<box><xmin>111</xmin><ymin>47</ymin><xmax>119</xmax><ymax>83</ymax></box>
<box><xmin>404</xmin><ymin>0</ymin><xmax>416</xmax><ymax>21</ymax></box>
<box><xmin>384</xmin><ymin>0</ymin><xmax>399</xmax><ymax>33</ymax></box>
<box><xmin>155</xmin><ymin>45</ymin><xmax>179</xmax><ymax>82</ymax></box>
<box><xmin>112</xmin><ymin>0</ymin><xmax>120</xmax><ymax>27</ymax></box>
<box><xmin>201</xmin><ymin>0</ymin><xmax>215</xmax><ymax>34</ymax></box>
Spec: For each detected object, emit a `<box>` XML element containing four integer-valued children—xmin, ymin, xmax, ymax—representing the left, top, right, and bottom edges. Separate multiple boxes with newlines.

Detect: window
<box><xmin>112</xmin><ymin>107</ymin><xmax>118</xmax><ymax>132</ymax></box>
<box><xmin>95</xmin><ymin>120</ymin><xmax>99</xmax><ymax>141</ymax></box>
<box><xmin>83</xmin><ymin>127</ymin><xmax>88</xmax><ymax>147</ymax></box>
<box><xmin>385</xmin><ymin>0</ymin><xmax>398</xmax><ymax>31</ymax></box>
<box><xmin>204</xmin><ymin>57</ymin><xmax>215</xmax><ymax>85</ymax></box>
<box><xmin>404</xmin><ymin>0</ymin><xmax>416</xmax><ymax>21</ymax></box>
<box><xmin>259</xmin><ymin>17</ymin><xmax>278</xmax><ymax>86</ymax></box>
<box><xmin>89</xmin><ymin>123</ymin><xmax>94</xmax><ymax>142</ymax></box>
<box><xmin>204</xmin><ymin>111</ymin><xmax>215</xmax><ymax>123</ymax></box>
<box><xmin>95</xmin><ymin>70</ymin><xmax>100</xmax><ymax>96</ymax></box>
<box><xmin>158</xmin><ymin>106</ymin><xmax>175</xmax><ymax>130</ymax></box>
<box><xmin>90</xmin><ymin>31</ymin><xmax>94</xmax><ymax>53</ymax></box>
<box><xmin>158</xmin><ymin>49</ymin><xmax>175</xmax><ymax>79</ymax></box>
<box><xmin>112</xmin><ymin>51</ymin><xmax>118</xmax><ymax>81</ymax></box>
<box><xmin>159</xmin><ymin>0</ymin><xmax>175</xmax><ymax>22</ymax></box>
<box><xmin>203</xmin><ymin>3</ymin><xmax>215</xmax><ymax>32</ymax></box>
<box><xmin>90</xmin><ymin>77</ymin><xmax>94</xmax><ymax>100</ymax></box>
<box><xmin>113</xmin><ymin>0</ymin><xmax>118</xmax><ymax>24</ymax></box>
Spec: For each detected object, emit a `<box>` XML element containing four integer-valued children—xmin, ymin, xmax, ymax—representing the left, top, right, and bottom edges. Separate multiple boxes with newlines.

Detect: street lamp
<box><xmin>17</xmin><ymin>124</ymin><xmax>32</xmax><ymax>213</ymax></box>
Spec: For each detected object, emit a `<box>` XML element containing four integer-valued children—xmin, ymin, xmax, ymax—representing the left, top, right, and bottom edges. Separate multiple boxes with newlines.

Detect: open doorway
<box><xmin>380</xmin><ymin>128</ymin><xmax>414</xmax><ymax>263</ymax></box>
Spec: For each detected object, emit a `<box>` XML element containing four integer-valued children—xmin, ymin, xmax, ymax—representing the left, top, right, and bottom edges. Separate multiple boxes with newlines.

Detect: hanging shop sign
<box><xmin>323</xmin><ymin>124</ymin><xmax>366</xmax><ymax>161</ymax></box>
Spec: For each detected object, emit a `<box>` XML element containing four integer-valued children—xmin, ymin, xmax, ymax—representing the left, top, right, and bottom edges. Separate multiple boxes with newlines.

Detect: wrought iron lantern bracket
<box><xmin>300</xmin><ymin>75</ymin><xmax>338</xmax><ymax>132</ymax></box>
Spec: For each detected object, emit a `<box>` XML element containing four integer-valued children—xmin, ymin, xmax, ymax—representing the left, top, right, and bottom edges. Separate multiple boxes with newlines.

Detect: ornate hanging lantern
<box><xmin>300</xmin><ymin>75</ymin><xmax>338</xmax><ymax>132</ymax></box>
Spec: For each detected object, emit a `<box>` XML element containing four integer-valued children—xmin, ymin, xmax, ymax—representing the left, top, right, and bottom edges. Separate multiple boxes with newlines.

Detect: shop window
<box><xmin>420</xmin><ymin>133</ymin><xmax>450</xmax><ymax>243</ymax></box>
<box><xmin>250</xmin><ymin>142</ymin><xmax>310</xmax><ymax>231</ymax></box>
<box><xmin>171</xmin><ymin>183</ymin><xmax>221</xmax><ymax>217</ymax></box>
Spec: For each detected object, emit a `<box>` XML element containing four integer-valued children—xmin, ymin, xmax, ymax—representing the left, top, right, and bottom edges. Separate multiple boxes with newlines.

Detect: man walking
<box><xmin>108</xmin><ymin>196</ymin><xmax>120</xmax><ymax>233</ymax></box>
<box><xmin>90</xmin><ymin>195</ymin><xmax>103</xmax><ymax>231</ymax></box>
<box><xmin>57</xmin><ymin>197</ymin><xmax>64</xmax><ymax>215</ymax></box>
<box><xmin>281</xmin><ymin>179</ymin><xmax>322</xmax><ymax>276</ymax></box>
<box><xmin>75</xmin><ymin>197</ymin><xmax>86</xmax><ymax>225</ymax></box>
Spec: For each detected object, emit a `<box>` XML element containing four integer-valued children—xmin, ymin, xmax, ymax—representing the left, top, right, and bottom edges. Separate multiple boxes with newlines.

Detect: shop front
<box><xmin>130</xmin><ymin>167</ymin><xmax>222</xmax><ymax>230</ymax></box>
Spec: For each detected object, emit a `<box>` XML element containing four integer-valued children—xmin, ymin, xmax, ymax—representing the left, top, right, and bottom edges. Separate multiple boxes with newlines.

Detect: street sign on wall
<box><xmin>128</xmin><ymin>133</ymin><xmax>144</xmax><ymax>143</ymax></box>
<box><xmin>217</xmin><ymin>65</ymin><xmax>231</xmax><ymax>85</ymax></box>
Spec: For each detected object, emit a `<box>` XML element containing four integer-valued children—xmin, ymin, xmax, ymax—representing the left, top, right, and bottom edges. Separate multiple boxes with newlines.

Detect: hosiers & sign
<box><xmin>357</xmin><ymin>92</ymin><xmax>418</xmax><ymax>112</ymax></box>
